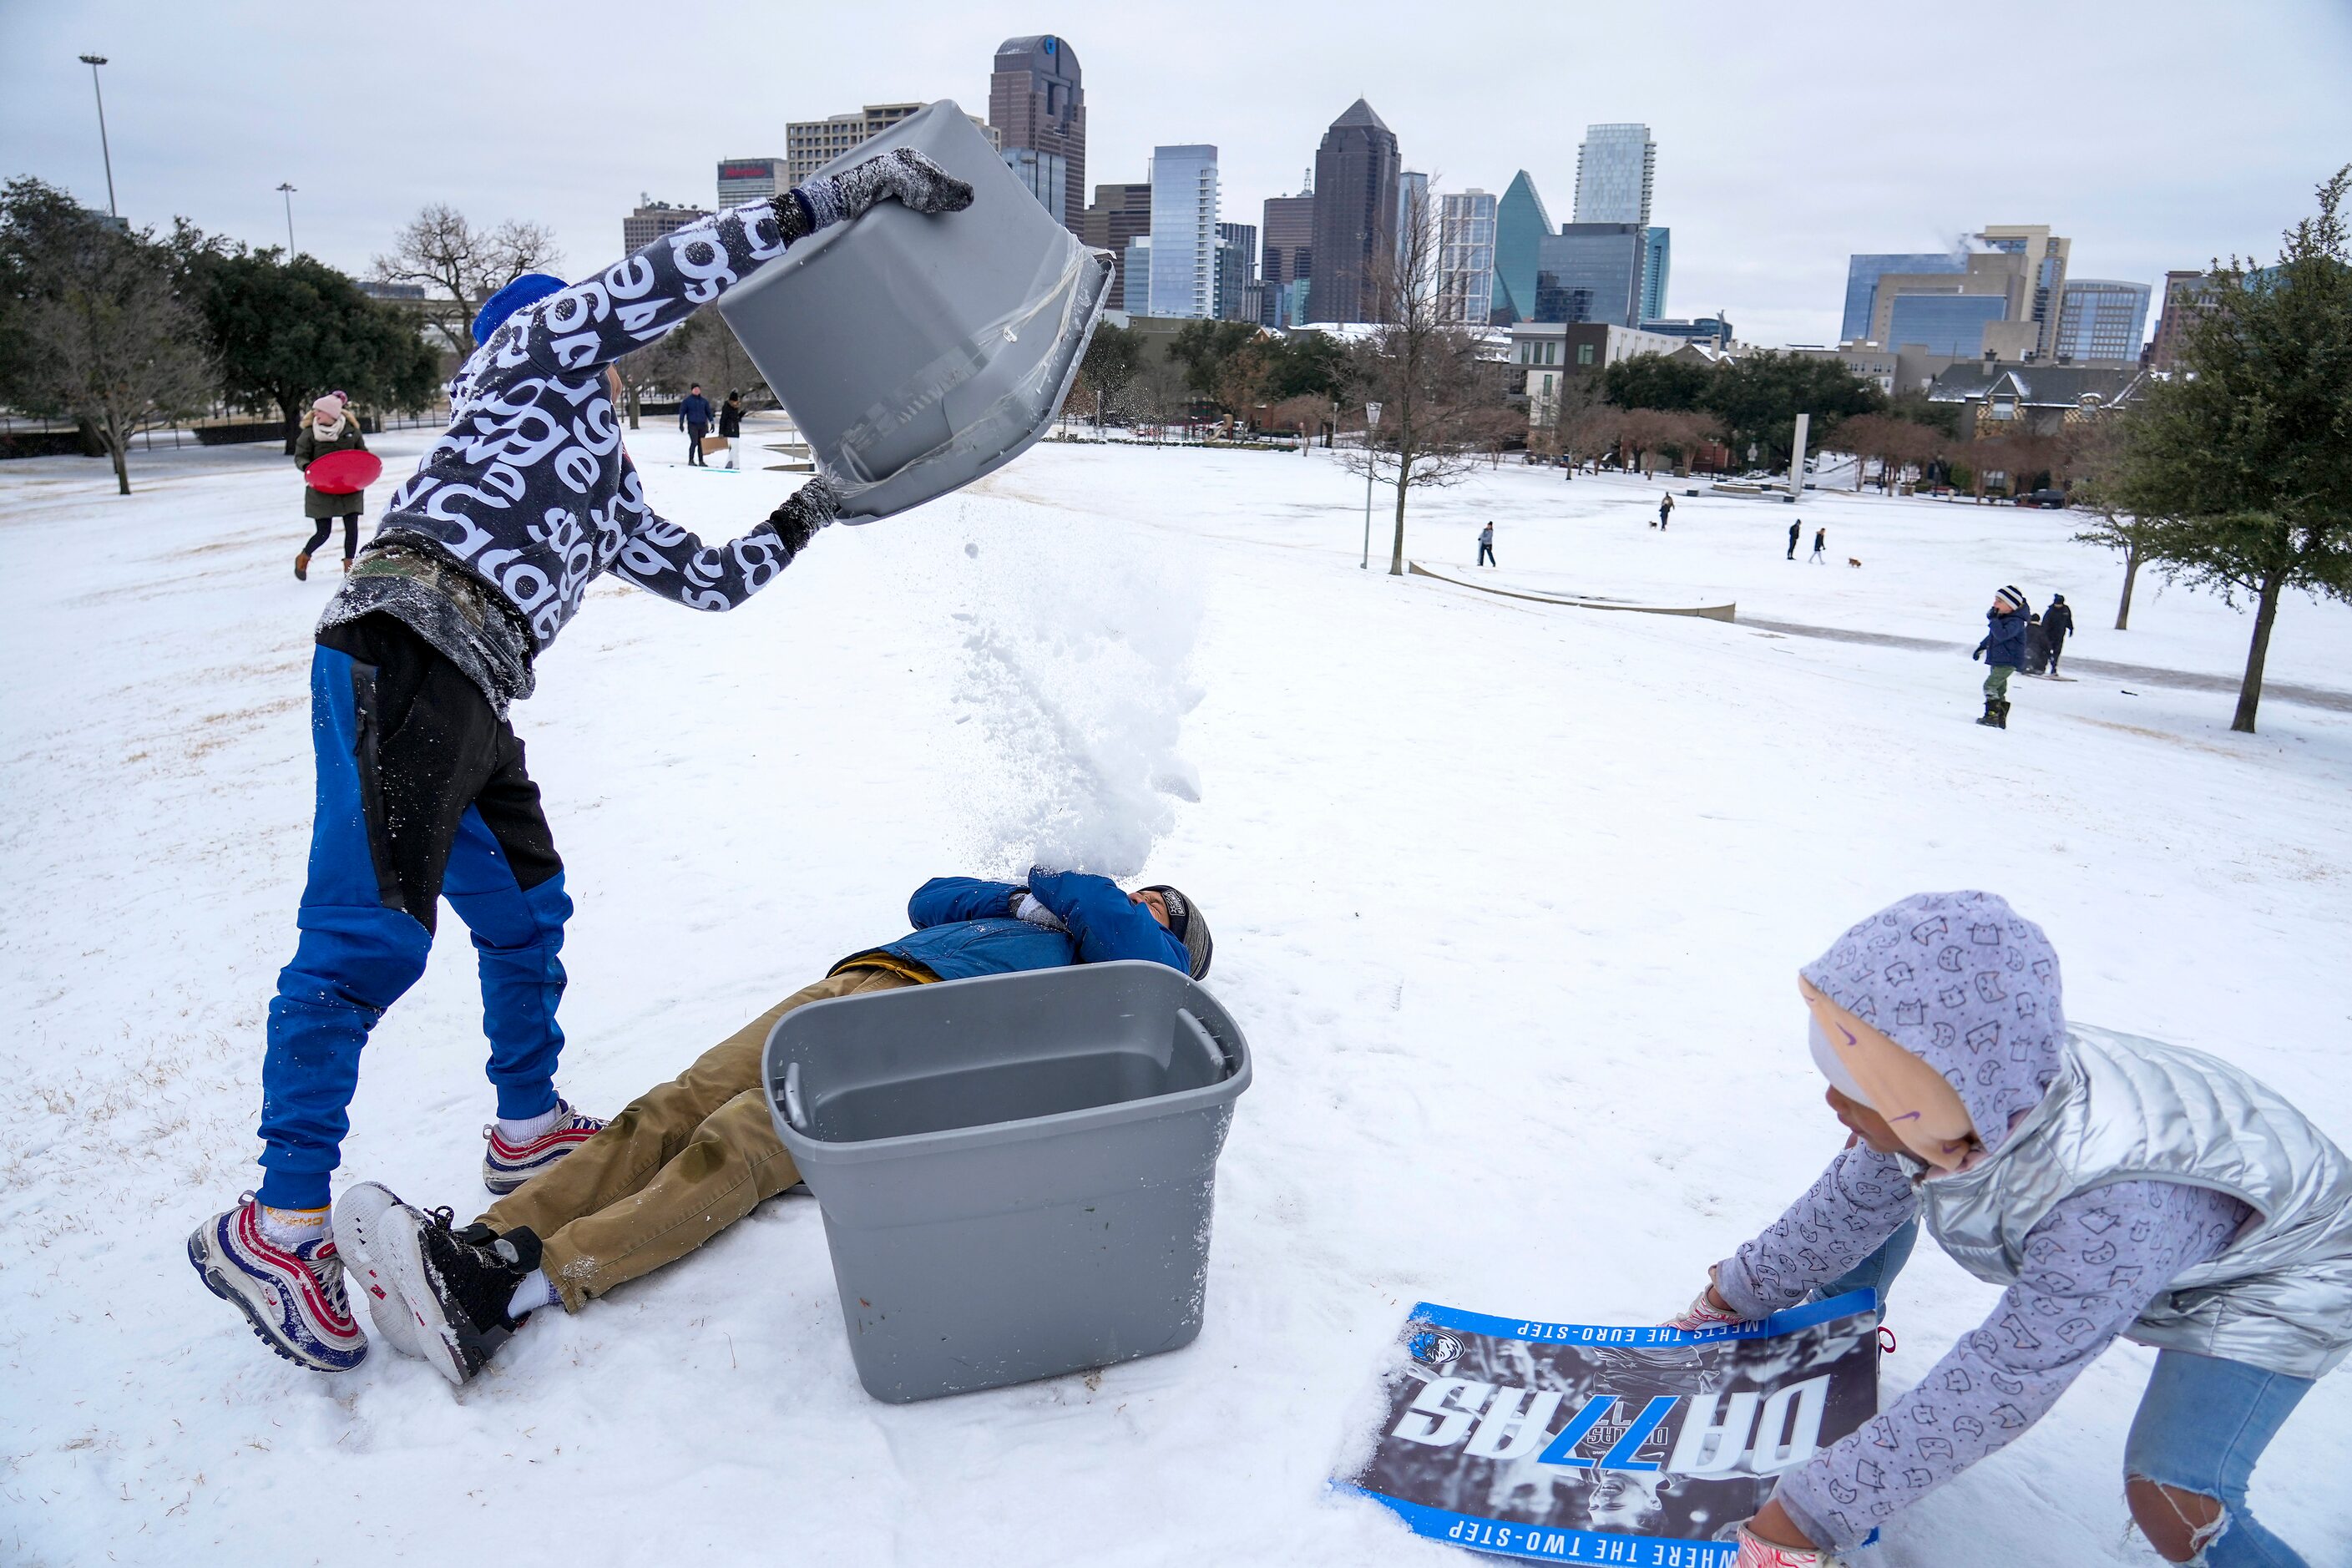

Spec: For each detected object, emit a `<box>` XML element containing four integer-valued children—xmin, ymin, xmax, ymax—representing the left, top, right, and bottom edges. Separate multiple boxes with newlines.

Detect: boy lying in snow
<box><xmin>1666</xmin><ymin>891</ymin><xmax>2349</xmax><ymax>1568</ymax></box>
<box><xmin>331</xmin><ymin>870</ymin><xmax>1211</xmax><ymax>1388</ymax></box>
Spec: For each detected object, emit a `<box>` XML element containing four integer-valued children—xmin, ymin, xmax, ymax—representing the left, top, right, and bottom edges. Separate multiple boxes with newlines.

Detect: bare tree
<box><xmin>615</xmin><ymin>307</ymin><xmax>765</xmax><ymax>432</ymax></box>
<box><xmin>373</xmin><ymin>204</ymin><xmax>563</xmax><ymax>355</ymax></box>
<box><xmin>1344</xmin><ymin>181</ymin><xmax>1508</xmax><ymax>574</ymax></box>
<box><xmin>1</xmin><ymin>181</ymin><xmax>213</xmax><ymax>494</ymax></box>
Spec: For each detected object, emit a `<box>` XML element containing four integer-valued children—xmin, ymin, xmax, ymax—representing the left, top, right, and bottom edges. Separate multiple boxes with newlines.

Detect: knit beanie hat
<box><xmin>1800</xmin><ymin>891</ymin><xmax>2066</xmax><ymax>1158</ymax></box>
<box><xmin>1142</xmin><ymin>885</ymin><xmax>1212</xmax><ymax>980</ymax></box>
<box><xmin>471</xmin><ymin>272</ymin><xmax>568</xmax><ymax>346</ymax></box>
<box><xmin>1994</xmin><ymin>584</ymin><xmax>2028</xmax><ymax>612</ymax></box>
<box><xmin>311</xmin><ymin>393</ymin><xmax>345</xmax><ymax>422</ymax></box>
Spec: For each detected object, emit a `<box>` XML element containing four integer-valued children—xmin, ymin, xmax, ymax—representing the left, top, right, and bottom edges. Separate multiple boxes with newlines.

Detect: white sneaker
<box><xmin>332</xmin><ymin>1181</ymin><xmax>427</xmax><ymax>1362</ymax></box>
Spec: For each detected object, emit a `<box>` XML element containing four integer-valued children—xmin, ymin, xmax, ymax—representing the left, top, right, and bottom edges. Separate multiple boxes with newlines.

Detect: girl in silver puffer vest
<box><xmin>1669</xmin><ymin>890</ymin><xmax>2349</xmax><ymax>1568</ymax></box>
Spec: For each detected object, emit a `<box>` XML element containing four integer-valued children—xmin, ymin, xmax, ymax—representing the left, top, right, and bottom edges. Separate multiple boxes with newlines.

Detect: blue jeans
<box><xmin>2124</xmin><ymin>1351</ymin><xmax>2314</xmax><ymax>1566</ymax></box>
<box><xmin>1824</xmin><ymin>1220</ymin><xmax>2315</xmax><ymax>1565</ymax></box>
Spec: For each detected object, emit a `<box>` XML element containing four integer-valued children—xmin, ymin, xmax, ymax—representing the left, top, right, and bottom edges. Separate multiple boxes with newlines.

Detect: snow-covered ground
<box><xmin>3</xmin><ymin>429</ymin><xmax>2348</xmax><ymax>1565</ymax></box>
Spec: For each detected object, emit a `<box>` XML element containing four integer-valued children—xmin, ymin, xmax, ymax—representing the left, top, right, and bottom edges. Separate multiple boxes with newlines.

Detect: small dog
<box><xmin>1847</xmin><ymin>557</ymin><xmax>1863</xmax><ymax>569</ymax></box>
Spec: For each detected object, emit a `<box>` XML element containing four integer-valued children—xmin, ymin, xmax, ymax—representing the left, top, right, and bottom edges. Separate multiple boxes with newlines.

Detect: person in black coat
<box><xmin>716</xmin><ymin>391</ymin><xmax>745</xmax><ymax>470</ymax></box>
<box><xmin>2024</xmin><ymin>613</ymin><xmax>2051</xmax><ymax>676</ymax></box>
<box><xmin>679</xmin><ymin>383</ymin><xmax>712</xmax><ymax>466</ymax></box>
<box><xmin>2043</xmin><ymin>594</ymin><xmax>2076</xmax><ymax>673</ymax></box>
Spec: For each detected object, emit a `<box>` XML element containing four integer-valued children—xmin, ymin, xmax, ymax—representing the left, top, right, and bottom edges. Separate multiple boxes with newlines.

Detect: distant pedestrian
<box><xmin>679</xmin><ymin>382</ymin><xmax>712</xmax><ymax>466</ymax></box>
<box><xmin>1478</xmin><ymin>522</ymin><xmax>1496</xmax><ymax>567</ymax></box>
<box><xmin>1657</xmin><ymin>492</ymin><xmax>1674</xmax><ymax>529</ymax></box>
<box><xmin>2043</xmin><ymin>594</ymin><xmax>2076</xmax><ymax>675</ymax></box>
<box><xmin>1787</xmin><ymin>518</ymin><xmax>1802</xmax><ymax>559</ymax></box>
<box><xmin>1808</xmin><ymin>526</ymin><xmax>1827</xmax><ymax>564</ymax></box>
<box><xmin>292</xmin><ymin>393</ymin><xmax>367</xmax><ymax>581</ymax></box>
<box><xmin>717</xmin><ymin>390</ymin><xmax>745</xmax><ymax>470</ymax></box>
<box><xmin>1972</xmin><ymin>584</ymin><xmax>2030</xmax><ymax>728</ymax></box>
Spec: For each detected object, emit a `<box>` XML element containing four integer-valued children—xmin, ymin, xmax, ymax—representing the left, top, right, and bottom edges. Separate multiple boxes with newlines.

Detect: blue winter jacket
<box><xmin>833</xmin><ymin>870</ymin><xmax>1191</xmax><ymax>984</ymax></box>
<box><xmin>1976</xmin><ymin>609</ymin><xmax>2028</xmax><ymax>668</ymax></box>
<box><xmin>679</xmin><ymin>392</ymin><xmax>713</xmax><ymax>431</ymax></box>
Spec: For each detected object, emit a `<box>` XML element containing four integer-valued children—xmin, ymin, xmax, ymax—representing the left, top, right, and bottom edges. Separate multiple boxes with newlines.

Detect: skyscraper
<box><xmin>1260</xmin><ymin>192</ymin><xmax>1315</xmax><ymax>327</ymax></box>
<box><xmin>1641</xmin><ymin>226</ymin><xmax>1671</xmax><ymax>323</ymax></box>
<box><xmin>1397</xmin><ymin>170</ymin><xmax>1429</xmax><ymax>268</ymax></box>
<box><xmin>1081</xmin><ymin>182</ymin><xmax>1152</xmax><ymax>314</ymax></box>
<box><xmin>1843</xmin><ymin>254</ymin><xmax>1967</xmax><ymax>342</ymax></box>
<box><xmin>1306</xmin><ymin>99</ymin><xmax>1399</xmax><ymax>324</ymax></box>
<box><xmin>1148</xmin><ymin>144</ymin><xmax>1219</xmax><ymax>319</ymax></box>
<box><xmin>1572</xmin><ymin>124</ymin><xmax>1655</xmax><ymax>226</ymax></box>
<box><xmin>1533</xmin><ymin>225</ymin><xmax>1646</xmax><ymax>327</ymax></box>
<box><xmin>1437</xmin><ymin>190</ymin><xmax>1497</xmax><ymax>326</ymax></box>
<box><xmin>716</xmin><ymin>158</ymin><xmax>783</xmax><ymax>208</ymax></box>
<box><xmin>1491</xmin><ymin>171</ymin><xmax>1552</xmax><ymax>325</ymax></box>
<box><xmin>1001</xmin><ymin>148</ymin><xmax>1069</xmax><ymax>225</ymax></box>
<box><xmin>2148</xmin><ymin>270</ymin><xmax>2218</xmax><ymax>372</ymax></box>
<box><xmin>1976</xmin><ymin>225</ymin><xmax>2071</xmax><ymax>360</ymax></box>
<box><xmin>1216</xmin><ymin>221</ymin><xmax>1257</xmax><ymax>321</ymax></box>
<box><xmin>989</xmin><ymin>35</ymin><xmax>1085</xmax><ymax>238</ymax></box>
<box><xmin>2055</xmin><ymin>278</ymin><xmax>2152</xmax><ymax>362</ymax></box>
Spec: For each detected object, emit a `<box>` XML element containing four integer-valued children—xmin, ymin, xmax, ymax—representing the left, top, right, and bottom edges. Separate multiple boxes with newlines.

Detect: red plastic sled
<box><xmin>306</xmin><ymin>448</ymin><xmax>383</xmax><ymax>495</ymax></box>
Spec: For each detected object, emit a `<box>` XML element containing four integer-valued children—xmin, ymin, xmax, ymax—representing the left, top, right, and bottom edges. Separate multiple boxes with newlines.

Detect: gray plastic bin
<box><xmin>716</xmin><ymin>99</ymin><xmax>1114</xmax><ymax>522</ymax></box>
<box><xmin>761</xmin><ymin>961</ymin><xmax>1251</xmax><ymax>1402</ymax></box>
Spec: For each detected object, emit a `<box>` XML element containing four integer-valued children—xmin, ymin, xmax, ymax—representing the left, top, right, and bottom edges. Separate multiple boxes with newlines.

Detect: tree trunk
<box><xmin>104</xmin><ymin>414</ymin><xmax>131</xmax><ymax>495</ymax></box>
<box><xmin>2230</xmin><ymin>570</ymin><xmax>2282</xmax><ymax>734</ymax></box>
<box><xmin>1388</xmin><ymin>443</ymin><xmax>1411</xmax><ymax>576</ymax></box>
<box><xmin>627</xmin><ymin>384</ymin><xmax>641</xmax><ymax>430</ymax></box>
<box><xmin>281</xmin><ymin>396</ymin><xmax>302</xmax><ymax>457</ymax></box>
<box><xmin>2114</xmin><ymin>541</ymin><xmax>2140</xmax><ymax>630</ymax></box>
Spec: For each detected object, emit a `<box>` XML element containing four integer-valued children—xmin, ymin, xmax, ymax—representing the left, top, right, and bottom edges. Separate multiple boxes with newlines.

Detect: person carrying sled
<box><xmin>1971</xmin><ymin>584</ymin><xmax>2029</xmax><ymax>727</ymax></box>
<box><xmin>716</xmin><ymin>388</ymin><xmax>745</xmax><ymax>469</ymax></box>
<box><xmin>333</xmin><ymin>869</ymin><xmax>1214</xmax><ymax>1388</ymax></box>
<box><xmin>189</xmin><ymin>147</ymin><xmax>977</xmax><ymax>1373</ymax></box>
<box><xmin>1666</xmin><ymin>890</ymin><xmax>2349</xmax><ymax>1568</ymax></box>
<box><xmin>292</xmin><ymin>392</ymin><xmax>367</xmax><ymax>580</ymax></box>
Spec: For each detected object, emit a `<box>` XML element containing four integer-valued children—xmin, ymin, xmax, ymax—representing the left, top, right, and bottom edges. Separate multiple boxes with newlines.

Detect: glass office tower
<box><xmin>1437</xmin><ymin>190</ymin><xmax>1497</xmax><ymax>326</ymax></box>
<box><xmin>1842</xmin><ymin>253</ymin><xmax>1966</xmax><ymax>342</ymax></box>
<box><xmin>1147</xmin><ymin>144</ymin><xmax>1219</xmax><ymax>318</ymax></box>
<box><xmin>2055</xmin><ymin>278</ymin><xmax>2152</xmax><ymax>362</ymax></box>
<box><xmin>1491</xmin><ymin>170</ymin><xmax>1552</xmax><ymax>325</ymax></box>
<box><xmin>1571</xmin><ymin>124</ymin><xmax>1655</xmax><ymax>226</ymax></box>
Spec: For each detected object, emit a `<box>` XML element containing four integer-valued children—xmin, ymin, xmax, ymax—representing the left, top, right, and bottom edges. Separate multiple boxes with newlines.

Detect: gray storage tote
<box><xmin>716</xmin><ymin>99</ymin><xmax>1114</xmax><ymax>521</ymax></box>
<box><xmin>763</xmin><ymin>960</ymin><xmax>1251</xmax><ymax>1402</ymax></box>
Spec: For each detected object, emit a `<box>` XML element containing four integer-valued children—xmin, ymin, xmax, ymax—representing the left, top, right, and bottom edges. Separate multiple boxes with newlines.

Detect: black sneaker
<box><xmin>378</xmin><ymin>1201</ymin><xmax>542</xmax><ymax>1387</ymax></box>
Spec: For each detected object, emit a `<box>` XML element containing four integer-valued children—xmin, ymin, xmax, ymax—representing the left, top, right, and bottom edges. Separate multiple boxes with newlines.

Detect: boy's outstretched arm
<box><xmin>508</xmin><ymin>149</ymin><xmax>974</xmax><ymax>378</ymax></box>
<box><xmin>1025</xmin><ymin>869</ymin><xmax>1191</xmax><ymax>973</ymax></box>
<box><xmin>907</xmin><ymin>878</ymin><xmax>1025</xmax><ymax>928</ymax></box>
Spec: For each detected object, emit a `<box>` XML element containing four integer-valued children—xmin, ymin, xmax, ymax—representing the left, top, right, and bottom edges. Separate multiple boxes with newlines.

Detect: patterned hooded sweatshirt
<box><xmin>319</xmin><ymin>195</ymin><xmax>810</xmax><ymax>714</ymax></box>
<box><xmin>1713</xmin><ymin>891</ymin><xmax>2251</xmax><ymax>1553</ymax></box>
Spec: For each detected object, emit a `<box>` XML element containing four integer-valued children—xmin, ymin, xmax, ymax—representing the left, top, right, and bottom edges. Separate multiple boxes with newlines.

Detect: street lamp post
<box><xmin>1360</xmin><ymin>401</ymin><xmax>1383</xmax><ymax>569</ymax></box>
<box><xmin>78</xmin><ymin>53</ymin><xmax>116</xmax><ymax>219</ymax></box>
<box><xmin>277</xmin><ymin>182</ymin><xmax>297</xmax><ymax>256</ymax></box>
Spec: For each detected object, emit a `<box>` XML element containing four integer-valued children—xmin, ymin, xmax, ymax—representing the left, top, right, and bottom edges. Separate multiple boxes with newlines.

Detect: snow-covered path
<box><xmin>3</xmin><ymin>433</ymin><xmax>2348</xmax><ymax>1565</ymax></box>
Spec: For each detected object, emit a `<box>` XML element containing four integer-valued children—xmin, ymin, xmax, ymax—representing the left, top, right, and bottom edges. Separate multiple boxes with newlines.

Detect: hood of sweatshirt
<box><xmin>1798</xmin><ymin>890</ymin><xmax>2066</xmax><ymax>1154</ymax></box>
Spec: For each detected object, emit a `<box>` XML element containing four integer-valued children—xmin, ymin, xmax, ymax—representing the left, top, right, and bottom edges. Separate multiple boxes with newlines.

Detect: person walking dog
<box><xmin>292</xmin><ymin>394</ymin><xmax>368</xmax><ymax>580</ymax></box>
<box><xmin>1808</xmin><ymin>526</ymin><xmax>1827</xmax><ymax>564</ymax></box>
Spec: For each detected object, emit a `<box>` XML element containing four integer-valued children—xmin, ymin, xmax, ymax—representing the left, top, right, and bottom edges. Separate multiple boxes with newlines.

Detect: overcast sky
<box><xmin>6</xmin><ymin>0</ymin><xmax>2348</xmax><ymax>346</ymax></box>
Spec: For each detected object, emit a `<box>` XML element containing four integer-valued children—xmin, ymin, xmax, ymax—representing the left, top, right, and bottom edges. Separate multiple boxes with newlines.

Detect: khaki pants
<box><xmin>479</xmin><ymin>967</ymin><xmax>917</xmax><ymax>1309</ymax></box>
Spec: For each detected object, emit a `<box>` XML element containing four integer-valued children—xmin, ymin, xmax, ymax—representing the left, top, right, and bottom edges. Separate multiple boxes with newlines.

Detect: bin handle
<box><xmin>782</xmin><ymin>1060</ymin><xmax>808</xmax><ymax>1130</ymax></box>
<box><xmin>1176</xmin><ymin>1008</ymin><xmax>1234</xmax><ymax>1080</ymax></box>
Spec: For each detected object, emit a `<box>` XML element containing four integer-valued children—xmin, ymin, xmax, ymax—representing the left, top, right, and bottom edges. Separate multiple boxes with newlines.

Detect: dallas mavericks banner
<box><xmin>1338</xmin><ymin>1292</ymin><xmax>1880</xmax><ymax>1565</ymax></box>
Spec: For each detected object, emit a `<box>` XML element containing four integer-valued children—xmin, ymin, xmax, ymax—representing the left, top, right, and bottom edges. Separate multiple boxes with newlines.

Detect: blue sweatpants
<box><xmin>258</xmin><ymin>618</ymin><xmax>570</xmax><ymax>1210</ymax></box>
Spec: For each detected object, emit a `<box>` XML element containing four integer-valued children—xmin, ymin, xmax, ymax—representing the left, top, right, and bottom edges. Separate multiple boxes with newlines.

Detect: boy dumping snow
<box><xmin>189</xmin><ymin>148</ymin><xmax>976</xmax><ymax>1374</ymax></box>
<box><xmin>334</xmin><ymin>870</ymin><xmax>1212</xmax><ymax>1388</ymax></box>
<box><xmin>1664</xmin><ymin>891</ymin><xmax>2349</xmax><ymax>1567</ymax></box>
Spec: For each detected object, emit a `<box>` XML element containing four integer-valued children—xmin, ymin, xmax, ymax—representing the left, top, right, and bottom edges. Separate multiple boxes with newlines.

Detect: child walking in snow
<box><xmin>189</xmin><ymin>148</ymin><xmax>975</xmax><ymax>1374</ymax></box>
<box><xmin>1972</xmin><ymin>584</ymin><xmax>2029</xmax><ymax>727</ymax></box>
<box><xmin>1667</xmin><ymin>891</ymin><xmax>2349</xmax><ymax>1568</ymax></box>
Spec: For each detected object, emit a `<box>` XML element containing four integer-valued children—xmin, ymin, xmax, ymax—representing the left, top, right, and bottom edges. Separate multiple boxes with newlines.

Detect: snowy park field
<box><xmin>3</xmin><ymin>428</ymin><xmax>2349</xmax><ymax>1565</ymax></box>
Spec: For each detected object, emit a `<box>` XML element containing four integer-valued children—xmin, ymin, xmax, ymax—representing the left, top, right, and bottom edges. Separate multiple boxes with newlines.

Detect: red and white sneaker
<box><xmin>1733</xmin><ymin>1525</ymin><xmax>1844</xmax><ymax>1567</ymax></box>
<box><xmin>481</xmin><ymin>1098</ymin><xmax>604</xmax><ymax>1195</ymax></box>
<box><xmin>188</xmin><ymin>1195</ymin><xmax>368</xmax><ymax>1371</ymax></box>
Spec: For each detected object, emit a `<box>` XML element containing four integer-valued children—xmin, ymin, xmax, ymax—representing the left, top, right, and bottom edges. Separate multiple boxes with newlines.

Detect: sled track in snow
<box><xmin>1406</xmin><ymin>562</ymin><xmax>1736</xmax><ymax>621</ymax></box>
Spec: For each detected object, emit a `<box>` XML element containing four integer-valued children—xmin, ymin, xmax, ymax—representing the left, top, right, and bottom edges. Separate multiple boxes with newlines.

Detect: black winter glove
<box><xmin>763</xmin><ymin>477</ymin><xmax>840</xmax><ymax>558</ymax></box>
<box><xmin>775</xmin><ymin>149</ymin><xmax>974</xmax><ymax>242</ymax></box>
